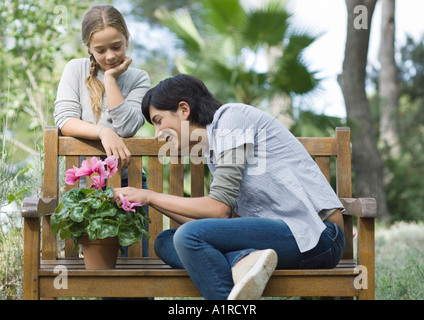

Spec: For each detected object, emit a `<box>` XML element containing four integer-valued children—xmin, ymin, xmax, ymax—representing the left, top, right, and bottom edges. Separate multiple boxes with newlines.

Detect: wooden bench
<box><xmin>22</xmin><ymin>126</ymin><xmax>377</xmax><ymax>300</ymax></box>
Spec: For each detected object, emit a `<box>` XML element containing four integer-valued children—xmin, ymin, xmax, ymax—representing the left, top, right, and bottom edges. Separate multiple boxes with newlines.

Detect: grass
<box><xmin>374</xmin><ymin>221</ymin><xmax>424</xmax><ymax>299</ymax></box>
<box><xmin>1</xmin><ymin>218</ymin><xmax>423</xmax><ymax>300</ymax></box>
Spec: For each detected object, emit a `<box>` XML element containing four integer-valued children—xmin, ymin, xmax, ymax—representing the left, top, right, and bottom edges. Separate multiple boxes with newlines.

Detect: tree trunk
<box><xmin>379</xmin><ymin>0</ymin><xmax>400</xmax><ymax>157</ymax></box>
<box><xmin>338</xmin><ymin>0</ymin><xmax>390</xmax><ymax>220</ymax></box>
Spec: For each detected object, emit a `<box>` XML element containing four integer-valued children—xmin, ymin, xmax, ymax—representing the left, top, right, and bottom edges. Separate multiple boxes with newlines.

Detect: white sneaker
<box><xmin>227</xmin><ymin>249</ymin><xmax>278</xmax><ymax>300</ymax></box>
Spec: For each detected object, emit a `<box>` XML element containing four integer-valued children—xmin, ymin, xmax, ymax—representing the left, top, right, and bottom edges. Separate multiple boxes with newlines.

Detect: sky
<box><xmin>286</xmin><ymin>0</ymin><xmax>424</xmax><ymax>118</ymax></box>
<box><xmin>117</xmin><ymin>0</ymin><xmax>424</xmax><ymax>119</ymax></box>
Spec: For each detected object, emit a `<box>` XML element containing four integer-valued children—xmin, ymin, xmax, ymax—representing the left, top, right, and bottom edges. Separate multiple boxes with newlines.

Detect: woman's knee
<box><xmin>154</xmin><ymin>229</ymin><xmax>176</xmax><ymax>256</ymax></box>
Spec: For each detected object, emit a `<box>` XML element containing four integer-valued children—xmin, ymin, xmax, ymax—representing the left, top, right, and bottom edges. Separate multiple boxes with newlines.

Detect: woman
<box><xmin>114</xmin><ymin>74</ymin><xmax>345</xmax><ymax>300</ymax></box>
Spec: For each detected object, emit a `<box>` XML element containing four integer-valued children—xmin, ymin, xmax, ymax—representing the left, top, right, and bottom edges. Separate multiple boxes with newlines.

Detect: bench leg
<box><xmin>357</xmin><ymin>217</ymin><xmax>375</xmax><ymax>300</ymax></box>
<box><xmin>23</xmin><ymin>218</ymin><xmax>40</xmax><ymax>300</ymax></box>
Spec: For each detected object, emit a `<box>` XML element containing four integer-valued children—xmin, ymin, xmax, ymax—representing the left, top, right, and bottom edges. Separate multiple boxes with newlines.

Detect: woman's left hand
<box><xmin>113</xmin><ymin>187</ymin><xmax>151</xmax><ymax>207</ymax></box>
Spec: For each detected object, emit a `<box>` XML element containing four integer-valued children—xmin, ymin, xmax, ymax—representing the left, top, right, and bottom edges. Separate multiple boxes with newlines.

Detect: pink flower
<box><xmin>75</xmin><ymin>159</ymin><xmax>93</xmax><ymax>178</ymax></box>
<box><xmin>65</xmin><ymin>166</ymin><xmax>80</xmax><ymax>185</ymax></box>
<box><xmin>104</xmin><ymin>156</ymin><xmax>119</xmax><ymax>177</ymax></box>
<box><xmin>90</xmin><ymin>175</ymin><xmax>105</xmax><ymax>190</ymax></box>
<box><xmin>118</xmin><ymin>194</ymin><xmax>143</xmax><ymax>212</ymax></box>
<box><xmin>90</xmin><ymin>156</ymin><xmax>109</xmax><ymax>179</ymax></box>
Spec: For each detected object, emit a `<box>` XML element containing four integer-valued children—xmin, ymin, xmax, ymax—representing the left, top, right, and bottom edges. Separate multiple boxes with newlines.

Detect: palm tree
<box><xmin>154</xmin><ymin>0</ymin><xmax>318</xmax><ymax>123</ymax></box>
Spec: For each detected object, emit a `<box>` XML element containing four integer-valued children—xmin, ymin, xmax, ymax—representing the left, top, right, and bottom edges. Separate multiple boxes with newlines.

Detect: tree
<box><xmin>384</xmin><ymin>35</ymin><xmax>424</xmax><ymax>222</ymax></box>
<box><xmin>153</xmin><ymin>0</ymin><xmax>319</xmax><ymax>124</ymax></box>
<box><xmin>378</xmin><ymin>0</ymin><xmax>400</xmax><ymax>157</ymax></box>
<box><xmin>338</xmin><ymin>0</ymin><xmax>390</xmax><ymax>220</ymax></box>
<box><xmin>0</xmin><ymin>0</ymin><xmax>89</xmax><ymax>155</ymax></box>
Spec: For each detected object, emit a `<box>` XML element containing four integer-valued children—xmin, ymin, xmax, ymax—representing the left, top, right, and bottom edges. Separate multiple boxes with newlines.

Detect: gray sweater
<box><xmin>54</xmin><ymin>58</ymin><xmax>150</xmax><ymax>137</ymax></box>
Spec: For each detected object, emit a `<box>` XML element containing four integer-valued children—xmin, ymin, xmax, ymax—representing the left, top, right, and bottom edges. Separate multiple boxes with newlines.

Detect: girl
<box><xmin>54</xmin><ymin>5</ymin><xmax>150</xmax><ymax>168</ymax></box>
<box><xmin>54</xmin><ymin>5</ymin><xmax>150</xmax><ymax>256</ymax></box>
<box><xmin>114</xmin><ymin>74</ymin><xmax>345</xmax><ymax>300</ymax></box>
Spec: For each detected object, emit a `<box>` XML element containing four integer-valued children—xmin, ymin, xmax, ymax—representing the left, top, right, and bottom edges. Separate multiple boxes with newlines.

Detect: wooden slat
<box><xmin>315</xmin><ymin>156</ymin><xmax>330</xmax><ymax>182</ymax></box>
<box><xmin>42</xmin><ymin>127</ymin><xmax>59</xmax><ymax>260</ymax></box>
<box><xmin>58</xmin><ymin>137</ymin><xmax>165</xmax><ymax>156</ymax></box>
<box><xmin>127</xmin><ymin>157</ymin><xmax>143</xmax><ymax>257</ymax></box>
<box><xmin>128</xmin><ymin>157</ymin><xmax>143</xmax><ymax>188</ymax></box>
<box><xmin>335</xmin><ymin>128</ymin><xmax>354</xmax><ymax>261</ymax></box>
<box><xmin>191</xmin><ymin>162</ymin><xmax>205</xmax><ymax>197</ymax></box>
<box><xmin>148</xmin><ymin>156</ymin><xmax>163</xmax><ymax>257</ymax></box>
<box><xmin>169</xmin><ymin>160</ymin><xmax>184</xmax><ymax>229</ymax></box>
<box><xmin>298</xmin><ymin>137</ymin><xmax>337</xmax><ymax>156</ymax></box>
<box><xmin>65</xmin><ymin>156</ymin><xmax>80</xmax><ymax>257</ymax></box>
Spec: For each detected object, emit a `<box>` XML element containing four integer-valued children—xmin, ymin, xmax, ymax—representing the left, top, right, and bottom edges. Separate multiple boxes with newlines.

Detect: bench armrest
<box><xmin>22</xmin><ymin>197</ymin><xmax>58</xmax><ymax>218</ymax></box>
<box><xmin>340</xmin><ymin>197</ymin><xmax>377</xmax><ymax>218</ymax></box>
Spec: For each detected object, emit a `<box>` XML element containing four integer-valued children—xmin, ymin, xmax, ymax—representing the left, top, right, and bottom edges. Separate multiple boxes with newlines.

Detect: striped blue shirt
<box><xmin>206</xmin><ymin>103</ymin><xmax>343</xmax><ymax>252</ymax></box>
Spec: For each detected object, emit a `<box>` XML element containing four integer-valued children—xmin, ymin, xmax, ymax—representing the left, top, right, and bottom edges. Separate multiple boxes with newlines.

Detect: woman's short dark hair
<box><xmin>142</xmin><ymin>74</ymin><xmax>222</xmax><ymax>126</ymax></box>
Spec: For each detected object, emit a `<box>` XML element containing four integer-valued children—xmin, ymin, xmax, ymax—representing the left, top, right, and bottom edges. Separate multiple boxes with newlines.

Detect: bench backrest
<box><xmin>41</xmin><ymin>126</ymin><xmax>353</xmax><ymax>261</ymax></box>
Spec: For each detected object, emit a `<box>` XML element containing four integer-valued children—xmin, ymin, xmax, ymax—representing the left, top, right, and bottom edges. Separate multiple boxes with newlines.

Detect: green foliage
<box><xmin>154</xmin><ymin>0</ymin><xmax>318</xmax><ymax>106</ymax></box>
<box><xmin>0</xmin><ymin>0</ymin><xmax>90</xmax><ymax>133</ymax></box>
<box><xmin>50</xmin><ymin>186</ymin><xmax>150</xmax><ymax>249</ymax></box>
<box><xmin>384</xmin><ymin>96</ymin><xmax>424</xmax><ymax>222</ymax></box>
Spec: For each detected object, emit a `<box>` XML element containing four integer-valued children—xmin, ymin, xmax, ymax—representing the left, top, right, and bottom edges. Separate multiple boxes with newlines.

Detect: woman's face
<box><xmin>149</xmin><ymin>104</ymin><xmax>191</xmax><ymax>150</ymax></box>
<box><xmin>89</xmin><ymin>26</ymin><xmax>128</xmax><ymax>71</ymax></box>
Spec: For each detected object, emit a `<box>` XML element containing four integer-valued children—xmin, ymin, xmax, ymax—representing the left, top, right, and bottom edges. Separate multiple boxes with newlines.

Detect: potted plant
<box><xmin>50</xmin><ymin>156</ymin><xmax>150</xmax><ymax>269</ymax></box>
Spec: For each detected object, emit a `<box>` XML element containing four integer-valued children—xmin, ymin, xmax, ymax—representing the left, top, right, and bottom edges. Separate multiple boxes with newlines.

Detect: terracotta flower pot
<box><xmin>79</xmin><ymin>235</ymin><xmax>120</xmax><ymax>270</ymax></box>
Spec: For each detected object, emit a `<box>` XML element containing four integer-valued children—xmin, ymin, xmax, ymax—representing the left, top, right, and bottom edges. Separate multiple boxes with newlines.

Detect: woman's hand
<box><xmin>105</xmin><ymin>56</ymin><xmax>132</xmax><ymax>79</ymax></box>
<box><xmin>113</xmin><ymin>187</ymin><xmax>152</xmax><ymax>206</ymax></box>
<box><xmin>99</xmin><ymin>126</ymin><xmax>131</xmax><ymax>168</ymax></box>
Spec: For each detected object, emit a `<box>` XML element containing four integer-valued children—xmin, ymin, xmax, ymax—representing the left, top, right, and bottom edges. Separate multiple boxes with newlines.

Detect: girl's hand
<box><xmin>105</xmin><ymin>56</ymin><xmax>132</xmax><ymax>79</ymax></box>
<box><xmin>98</xmin><ymin>126</ymin><xmax>131</xmax><ymax>168</ymax></box>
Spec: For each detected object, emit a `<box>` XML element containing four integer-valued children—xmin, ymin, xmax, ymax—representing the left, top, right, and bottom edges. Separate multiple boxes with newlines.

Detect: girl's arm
<box><xmin>61</xmin><ymin>119</ymin><xmax>131</xmax><ymax>167</ymax></box>
<box><xmin>104</xmin><ymin>57</ymin><xmax>151</xmax><ymax>137</ymax></box>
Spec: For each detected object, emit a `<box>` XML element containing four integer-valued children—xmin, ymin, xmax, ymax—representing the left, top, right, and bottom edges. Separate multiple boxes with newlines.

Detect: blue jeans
<box><xmin>154</xmin><ymin>217</ymin><xmax>345</xmax><ymax>300</ymax></box>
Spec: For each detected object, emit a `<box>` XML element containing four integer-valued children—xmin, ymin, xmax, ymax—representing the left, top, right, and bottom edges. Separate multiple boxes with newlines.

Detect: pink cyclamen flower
<box><xmin>104</xmin><ymin>155</ymin><xmax>119</xmax><ymax>177</ymax></box>
<box><xmin>65</xmin><ymin>166</ymin><xmax>80</xmax><ymax>185</ymax></box>
<box><xmin>118</xmin><ymin>194</ymin><xmax>143</xmax><ymax>212</ymax></box>
<box><xmin>75</xmin><ymin>159</ymin><xmax>93</xmax><ymax>178</ymax></box>
<box><xmin>90</xmin><ymin>156</ymin><xmax>109</xmax><ymax>179</ymax></box>
<box><xmin>90</xmin><ymin>175</ymin><xmax>105</xmax><ymax>190</ymax></box>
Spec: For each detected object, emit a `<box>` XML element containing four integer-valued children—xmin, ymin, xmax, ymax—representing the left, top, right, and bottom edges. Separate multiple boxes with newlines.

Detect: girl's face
<box><xmin>89</xmin><ymin>26</ymin><xmax>128</xmax><ymax>71</ymax></box>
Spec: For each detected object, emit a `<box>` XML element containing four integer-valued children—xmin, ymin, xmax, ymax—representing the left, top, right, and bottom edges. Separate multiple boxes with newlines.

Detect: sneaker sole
<box><xmin>227</xmin><ymin>249</ymin><xmax>278</xmax><ymax>300</ymax></box>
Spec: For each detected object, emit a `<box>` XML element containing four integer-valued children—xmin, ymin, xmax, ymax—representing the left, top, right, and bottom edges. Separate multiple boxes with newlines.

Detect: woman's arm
<box><xmin>113</xmin><ymin>187</ymin><xmax>232</xmax><ymax>221</ymax></box>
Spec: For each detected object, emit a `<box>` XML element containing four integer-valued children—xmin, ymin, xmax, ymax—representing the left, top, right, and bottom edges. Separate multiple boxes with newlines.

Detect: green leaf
<box><xmin>50</xmin><ymin>213</ymin><xmax>67</xmax><ymax>235</ymax></box>
<box><xmin>118</xmin><ymin>225</ymin><xmax>142</xmax><ymax>247</ymax></box>
<box><xmin>98</xmin><ymin>220</ymin><xmax>119</xmax><ymax>239</ymax></box>
<box><xmin>70</xmin><ymin>206</ymin><xmax>84</xmax><ymax>222</ymax></box>
<box><xmin>62</xmin><ymin>188</ymin><xmax>85</xmax><ymax>207</ymax></box>
<box><xmin>96</xmin><ymin>202</ymin><xmax>118</xmax><ymax>218</ymax></box>
<box><xmin>88</xmin><ymin>217</ymin><xmax>103</xmax><ymax>231</ymax></box>
<box><xmin>70</xmin><ymin>222</ymin><xmax>86</xmax><ymax>238</ymax></box>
